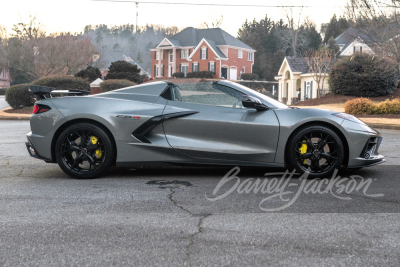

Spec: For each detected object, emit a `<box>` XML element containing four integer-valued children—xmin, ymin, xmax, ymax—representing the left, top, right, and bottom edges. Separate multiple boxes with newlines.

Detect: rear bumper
<box><xmin>25</xmin><ymin>141</ymin><xmax>45</xmax><ymax>160</ymax></box>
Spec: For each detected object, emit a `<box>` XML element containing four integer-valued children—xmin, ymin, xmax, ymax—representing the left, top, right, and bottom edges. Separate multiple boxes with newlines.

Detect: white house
<box><xmin>275</xmin><ymin>27</ymin><xmax>376</xmax><ymax>105</ymax></box>
<box><xmin>274</xmin><ymin>57</ymin><xmax>330</xmax><ymax>105</ymax></box>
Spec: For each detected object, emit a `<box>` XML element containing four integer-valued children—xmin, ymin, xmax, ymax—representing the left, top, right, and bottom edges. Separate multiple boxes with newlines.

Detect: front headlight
<box><xmin>332</xmin><ymin>113</ymin><xmax>367</xmax><ymax>125</ymax></box>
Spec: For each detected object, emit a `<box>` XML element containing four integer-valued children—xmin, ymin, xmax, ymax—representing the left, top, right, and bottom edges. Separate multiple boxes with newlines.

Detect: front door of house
<box><xmin>221</xmin><ymin>68</ymin><xmax>227</xmax><ymax>79</ymax></box>
<box><xmin>168</xmin><ymin>65</ymin><xmax>172</xmax><ymax>77</ymax></box>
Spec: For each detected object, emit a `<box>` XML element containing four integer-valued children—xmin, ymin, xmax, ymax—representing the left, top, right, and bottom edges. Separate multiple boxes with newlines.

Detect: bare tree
<box><xmin>304</xmin><ymin>49</ymin><xmax>335</xmax><ymax>97</ymax></box>
<box><xmin>199</xmin><ymin>15</ymin><xmax>224</xmax><ymax>29</ymax></box>
<box><xmin>280</xmin><ymin>1</ymin><xmax>306</xmax><ymax>56</ymax></box>
<box><xmin>345</xmin><ymin>0</ymin><xmax>400</xmax><ymax>67</ymax></box>
<box><xmin>11</xmin><ymin>15</ymin><xmax>46</xmax><ymax>40</ymax></box>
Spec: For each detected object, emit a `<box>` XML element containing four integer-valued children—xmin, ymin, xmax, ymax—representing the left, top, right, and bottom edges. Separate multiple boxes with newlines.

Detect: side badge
<box><xmin>117</xmin><ymin>115</ymin><xmax>141</xmax><ymax>120</ymax></box>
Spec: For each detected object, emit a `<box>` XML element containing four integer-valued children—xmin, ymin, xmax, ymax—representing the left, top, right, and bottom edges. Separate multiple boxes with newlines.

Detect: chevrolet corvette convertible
<box><xmin>26</xmin><ymin>80</ymin><xmax>384</xmax><ymax>179</ymax></box>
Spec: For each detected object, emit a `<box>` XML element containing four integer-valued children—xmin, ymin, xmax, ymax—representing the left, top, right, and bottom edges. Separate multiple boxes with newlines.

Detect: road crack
<box><xmin>168</xmin><ymin>187</ymin><xmax>211</xmax><ymax>267</ymax></box>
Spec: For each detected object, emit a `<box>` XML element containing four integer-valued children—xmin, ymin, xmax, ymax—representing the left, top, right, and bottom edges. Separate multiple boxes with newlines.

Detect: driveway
<box><xmin>0</xmin><ymin>120</ymin><xmax>399</xmax><ymax>266</ymax></box>
<box><xmin>0</xmin><ymin>96</ymin><xmax>10</xmax><ymax>110</ymax></box>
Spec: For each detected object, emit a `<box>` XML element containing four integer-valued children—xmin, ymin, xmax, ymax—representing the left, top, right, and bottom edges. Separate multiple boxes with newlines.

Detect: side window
<box><xmin>165</xmin><ymin>82</ymin><xmax>244</xmax><ymax>108</ymax></box>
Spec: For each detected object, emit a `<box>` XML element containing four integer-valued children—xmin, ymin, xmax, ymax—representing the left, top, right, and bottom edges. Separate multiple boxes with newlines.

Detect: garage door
<box><xmin>229</xmin><ymin>68</ymin><xmax>237</xmax><ymax>80</ymax></box>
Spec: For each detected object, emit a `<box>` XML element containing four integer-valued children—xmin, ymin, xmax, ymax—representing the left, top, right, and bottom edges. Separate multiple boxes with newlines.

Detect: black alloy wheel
<box><xmin>287</xmin><ymin>125</ymin><xmax>344</xmax><ymax>178</ymax></box>
<box><xmin>55</xmin><ymin>123</ymin><xmax>115</xmax><ymax>179</ymax></box>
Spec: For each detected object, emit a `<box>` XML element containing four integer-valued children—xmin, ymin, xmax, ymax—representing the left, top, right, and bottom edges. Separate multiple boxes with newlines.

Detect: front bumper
<box><xmin>347</xmin><ymin>135</ymin><xmax>385</xmax><ymax>168</ymax></box>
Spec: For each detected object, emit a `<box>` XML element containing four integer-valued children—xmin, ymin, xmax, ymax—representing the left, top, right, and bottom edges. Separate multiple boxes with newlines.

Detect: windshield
<box><xmin>226</xmin><ymin>82</ymin><xmax>289</xmax><ymax>109</ymax></box>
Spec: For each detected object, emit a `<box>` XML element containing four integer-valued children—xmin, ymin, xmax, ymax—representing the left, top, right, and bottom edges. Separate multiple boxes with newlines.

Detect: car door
<box><xmin>161</xmin><ymin>82</ymin><xmax>280</xmax><ymax>163</ymax></box>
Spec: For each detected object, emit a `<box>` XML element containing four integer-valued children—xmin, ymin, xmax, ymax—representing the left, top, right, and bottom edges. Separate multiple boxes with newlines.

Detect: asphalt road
<box><xmin>0</xmin><ymin>120</ymin><xmax>400</xmax><ymax>266</ymax></box>
<box><xmin>0</xmin><ymin>96</ymin><xmax>10</xmax><ymax>110</ymax></box>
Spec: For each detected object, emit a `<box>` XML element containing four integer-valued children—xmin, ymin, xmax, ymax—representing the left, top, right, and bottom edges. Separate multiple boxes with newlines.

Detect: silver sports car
<box><xmin>26</xmin><ymin>80</ymin><xmax>384</xmax><ymax>179</ymax></box>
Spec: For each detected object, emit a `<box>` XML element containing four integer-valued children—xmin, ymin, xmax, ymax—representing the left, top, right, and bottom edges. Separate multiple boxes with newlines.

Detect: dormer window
<box><xmin>354</xmin><ymin>46</ymin><xmax>363</xmax><ymax>54</ymax></box>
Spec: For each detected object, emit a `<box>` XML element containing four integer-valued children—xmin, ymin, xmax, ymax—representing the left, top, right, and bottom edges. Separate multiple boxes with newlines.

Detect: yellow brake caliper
<box><xmin>91</xmin><ymin>136</ymin><xmax>103</xmax><ymax>159</ymax></box>
<box><xmin>299</xmin><ymin>140</ymin><xmax>307</xmax><ymax>165</ymax></box>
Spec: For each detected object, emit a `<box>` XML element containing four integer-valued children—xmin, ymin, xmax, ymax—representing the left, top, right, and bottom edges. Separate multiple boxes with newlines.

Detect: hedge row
<box><xmin>241</xmin><ymin>73</ymin><xmax>259</xmax><ymax>80</ymax></box>
<box><xmin>31</xmin><ymin>76</ymin><xmax>90</xmax><ymax>91</ymax></box>
<box><xmin>172</xmin><ymin>71</ymin><xmax>214</xmax><ymax>79</ymax></box>
<box><xmin>100</xmin><ymin>79</ymin><xmax>136</xmax><ymax>92</ymax></box>
<box><xmin>344</xmin><ymin>98</ymin><xmax>400</xmax><ymax>115</ymax></box>
<box><xmin>5</xmin><ymin>75</ymin><xmax>91</xmax><ymax>108</ymax></box>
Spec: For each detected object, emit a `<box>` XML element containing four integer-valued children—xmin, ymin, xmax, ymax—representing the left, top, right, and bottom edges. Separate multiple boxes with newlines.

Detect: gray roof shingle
<box><xmin>158</xmin><ymin>27</ymin><xmax>254</xmax><ymax>51</ymax></box>
<box><xmin>286</xmin><ymin>57</ymin><xmax>310</xmax><ymax>73</ymax></box>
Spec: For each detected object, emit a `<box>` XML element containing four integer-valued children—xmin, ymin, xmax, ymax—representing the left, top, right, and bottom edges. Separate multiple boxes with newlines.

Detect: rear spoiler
<box><xmin>29</xmin><ymin>85</ymin><xmax>90</xmax><ymax>100</ymax></box>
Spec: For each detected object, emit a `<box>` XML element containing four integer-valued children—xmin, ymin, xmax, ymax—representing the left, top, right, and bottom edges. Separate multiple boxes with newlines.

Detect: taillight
<box><xmin>33</xmin><ymin>104</ymin><xmax>51</xmax><ymax>114</ymax></box>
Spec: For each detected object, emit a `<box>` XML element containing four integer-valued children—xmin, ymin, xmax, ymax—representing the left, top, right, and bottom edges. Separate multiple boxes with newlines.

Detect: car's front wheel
<box><xmin>55</xmin><ymin>123</ymin><xmax>115</xmax><ymax>179</ymax></box>
<box><xmin>287</xmin><ymin>125</ymin><xmax>344</xmax><ymax>179</ymax></box>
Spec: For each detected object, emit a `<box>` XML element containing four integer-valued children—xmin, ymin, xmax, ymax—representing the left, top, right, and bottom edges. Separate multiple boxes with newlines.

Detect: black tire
<box><xmin>55</xmin><ymin>123</ymin><xmax>115</xmax><ymax>179</ymax></box>
<box><xmin>287</xmin><ymin>125</ymin><xmax>344</xmax><ymax>179</ymax></box>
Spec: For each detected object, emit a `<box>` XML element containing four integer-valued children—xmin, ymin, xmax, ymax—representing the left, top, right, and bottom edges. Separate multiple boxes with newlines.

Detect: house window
<box><xmin>354</xmin><ymin>46</ymin><xmax>363</xmax><ymax>54</ymax></box>
<box><xmin>155</xmin><ymin>65</ymin><xmax>159</xmax><ymax>77</ymax></box>
<box><xmin>242</xmin><ymin>66</ymin><xmax>245</xmax><ymax>73</ymax></box>
<box><xmin>1</xmin><ymin>71</ymin><xmax>5</xmax><ymax>78</ymax></box>
<box><xmin>169</xmin><ymin>50</ymin><xmax>173</xmax><ymax>63</ymax></box>
<box><xmin>181</xmin><ymin>49</ymin><xmax>189</xmax><ymax>59</ymax></box>
<box><xmin>238</xmin><ymin>50</ymin><xmax>243</xmax><ymax>58</ymax></box>
<box><xmin>201</xmin><ymin>47</ymin><xmax>207</xmax><ymax>60</ymax></box>
<box><xmin>209</xmin><ymin>62</ymin><xmax>215</xmax><ymax>73</ymax></box>
<box><xmin>193</xmin><ymin>62</ymin><xmax>199</xmax><ymax>72</ymax></box>
<box><xmin>247</xmin><ymin>52</ymin><xmax>253</xmax><ymax>61</ymax></box>
<box><xmin>181</xmin><ymin>64</ymin><xmax>189</xmax><ymax>76</ymax></box>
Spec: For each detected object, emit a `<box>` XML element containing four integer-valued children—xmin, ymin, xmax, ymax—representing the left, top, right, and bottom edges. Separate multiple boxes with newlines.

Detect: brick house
<box><xmin>0</xmin><ymin>70</ymin><xmax>10</xmax><ymax>89</ymax></box>
<box><xmin>150</xmin><ymin>27</ymin><xmax>255</xmax><ymax>80</ymax></box>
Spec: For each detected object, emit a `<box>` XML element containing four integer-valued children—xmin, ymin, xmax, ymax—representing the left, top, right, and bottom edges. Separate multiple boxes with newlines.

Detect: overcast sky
<box><xmin>2</xmin><ymin>0</ymin><xmax>349</xmax><ymax>37</ymax></box>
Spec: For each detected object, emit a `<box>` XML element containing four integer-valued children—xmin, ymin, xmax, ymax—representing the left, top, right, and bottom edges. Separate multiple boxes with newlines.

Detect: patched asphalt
<box><xmin>0</xmin><ymin>120</ymin><xmax>399</xmax><ymax>266</ymax></box>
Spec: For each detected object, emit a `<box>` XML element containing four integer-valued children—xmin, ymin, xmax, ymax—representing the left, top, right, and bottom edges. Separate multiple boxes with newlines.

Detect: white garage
<box><xmin>229</xmin><ymin>68</ymin><xmax>237</xmax><ymax>81</ymax></box>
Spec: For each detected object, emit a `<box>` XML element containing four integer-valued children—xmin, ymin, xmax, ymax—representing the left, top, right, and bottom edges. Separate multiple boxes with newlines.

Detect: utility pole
<box><xmin>136</xmin><ymin>2</ymin><xmax>139</xmax><ymax>34</ymax></box>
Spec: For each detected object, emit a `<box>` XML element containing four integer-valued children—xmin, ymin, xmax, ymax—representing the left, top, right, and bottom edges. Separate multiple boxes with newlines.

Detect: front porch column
<box><xmin>288</xmin><ymin>79</ymin><xmax>297</xmax><ymax>105</ymax></box>
<box><xmin>172</xmin><ymin>47</ymin><xmax>177</xmax><ymax>74</ymax></box>
<box><xmin>157</xmin><ymin>49</ymin><xmax>162</xmax><ymax>78</ymax></box>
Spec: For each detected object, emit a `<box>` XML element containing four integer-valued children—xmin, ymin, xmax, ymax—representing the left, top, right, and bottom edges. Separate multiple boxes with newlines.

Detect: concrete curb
<box><xmin>0</xmin><ymin>108</ymin><xmax>31</xmax><ymax>120</ymax></box>
<box><xmin>367</xmin><ymin>123</ymin><xmax>400</xmax><ymax>130</ymax></box>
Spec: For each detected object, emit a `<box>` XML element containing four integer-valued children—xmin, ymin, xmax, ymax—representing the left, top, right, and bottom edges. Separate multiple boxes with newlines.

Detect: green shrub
<box><xmin>251</xmin><ymin>73</ymin><xmax>259</xmax><ymax>80</ymax></box>
<box><xmin>31</xmin><ymin>75</ymin><xmax>90</xmax><ymax>91</ymax></box>
<box><xmin>329</xmin><ymin>54</ymin><xmax>399</xmax><ymax>97</ymax></box>
<box><xmin>5</xmin><ymin>84</ymin><xmax>35</xmax><ymax>108</ymax></box>
<box><xmin>241</xmin><ymin>73</ymin><xmax>259</xmax><ymax>80</ymax></box>
<box><xmin>172</xmin><ymin>72</ymin><xmax>184</xmax><ymax>78</ymax></box>
<box><xmin>105</xmin><ymin>60</ymin><xmax>142</xmax><ymax>84</ymax></box>
<box><xmin>74</xmin><ymin>66</ymin><xmax>102</xmax><ymax>83</ymax></box>
<box><xmin>204</xmin><ymin>71</ymin><xmax>214</xmax><ymax>78</ymax></box>
<box><xmin>186</xmin><ymin>72</ymin><xmax>194</xmax><ymax>78</ymax></box>
<box><xmin>100</xmin><ymin>79</ymin><xmax>136</xmax><ymax>92</ymax></box>
<box><xmin>344</xmin><ymin>98</ymin><xmax>376</xmax><ymax>115</ymax></box>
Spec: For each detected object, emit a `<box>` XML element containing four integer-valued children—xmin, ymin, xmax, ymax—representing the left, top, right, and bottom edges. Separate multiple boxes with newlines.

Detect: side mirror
<box><xmin>241</xmin><ymin>95</ymin><xmax>269</xmax><ymax>111</ymax></box>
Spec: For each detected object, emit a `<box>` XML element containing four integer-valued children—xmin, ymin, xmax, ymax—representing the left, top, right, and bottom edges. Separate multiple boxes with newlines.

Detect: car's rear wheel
<box><xmin>55</xmin><ymin>123</ymin><xmax>115</xmax><ymax>179</ymax></box>
<box><xmin>287</xmin><ymin>125</ymin><xmax>344</xmax><ymax>179</ymax></box>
